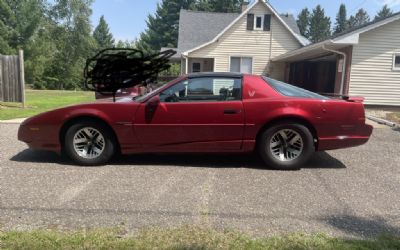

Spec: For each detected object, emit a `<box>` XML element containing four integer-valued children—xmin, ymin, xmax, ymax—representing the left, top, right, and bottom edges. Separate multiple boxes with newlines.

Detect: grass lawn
<box><xmin>0</xmin><ymin>90</ymin><xmax>95</xmax><ymax>120</ymax></box>
<box><xmin>0</xmin><ymin>227</ymin><xmax>399</xmax><ymax>250</ymax></box>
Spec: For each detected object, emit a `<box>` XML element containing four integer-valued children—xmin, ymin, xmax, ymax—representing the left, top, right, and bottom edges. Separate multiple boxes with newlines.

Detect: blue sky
<box><xmin>91</xmin><ymin>0</ymin><xmax>400</xmax><ymax>42</ymax></box>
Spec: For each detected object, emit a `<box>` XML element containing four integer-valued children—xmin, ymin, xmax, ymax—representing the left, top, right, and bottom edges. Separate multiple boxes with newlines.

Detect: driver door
<box><xmin>133</xmin><ymin>76</ymin><xmax>245</xmax><ymax>152</ymax></box>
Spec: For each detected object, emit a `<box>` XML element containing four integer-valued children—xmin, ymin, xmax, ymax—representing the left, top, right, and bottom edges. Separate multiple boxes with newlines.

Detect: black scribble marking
<box><xmin>84</xmin><ymin>48</ymin><xmax>176</xmax><ymax>101</ymax></box>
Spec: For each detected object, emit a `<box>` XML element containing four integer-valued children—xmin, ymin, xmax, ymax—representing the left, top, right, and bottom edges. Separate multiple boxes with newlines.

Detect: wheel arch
<box><xmin>59</xmin><ymin>115</ymin><xmax>121</xmax><ymax>153</ymax></box>
<box><xmin>256</xmin><ymin>116</ymin><xmax>318</xmax><ymax>148</ymax></box>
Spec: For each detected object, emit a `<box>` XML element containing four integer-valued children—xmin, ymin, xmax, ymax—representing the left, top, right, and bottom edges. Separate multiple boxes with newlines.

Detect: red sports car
<box><xmin>18</xmin><ymin>73</ymin><xmax>373</xmax><ymax>170</ymax></box>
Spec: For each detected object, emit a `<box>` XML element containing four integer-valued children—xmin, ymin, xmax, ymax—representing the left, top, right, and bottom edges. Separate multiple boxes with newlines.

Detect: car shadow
<box><xmin>320</xmin><ymin>213</ymin><xmax>400</xmax><ymax>238</ymax></box>
<box><xmin>392</xmin><ymin>126</ymin><xmax>400</xmax><ymax>132</ymax></box>
<box><xmin>10</xmin><ymin>149</ymin><xmax>346</xmax><ymax>170</ymax></box>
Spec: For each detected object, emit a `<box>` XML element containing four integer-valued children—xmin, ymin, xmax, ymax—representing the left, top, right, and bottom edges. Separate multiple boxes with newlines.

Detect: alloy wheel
<box><xmin>73</xmin><ymin>127</ymin><xmax>106</xmax><ymax>159</ymax></box>
<box><xmin>269</xmin><ymin>129</ymin><xmax>304</xmax><ymax>162</ymax></box>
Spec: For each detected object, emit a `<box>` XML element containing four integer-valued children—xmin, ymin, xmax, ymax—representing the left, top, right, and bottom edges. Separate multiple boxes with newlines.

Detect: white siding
<box><xmin>188</xmin><ymin>2</ymin><xmax>301</xmax><ymax>79</ymax></box>
<box><xmin>349</xmin><ymin>19</ymin><xmax>400</xmax><ymax>106</ymax></box>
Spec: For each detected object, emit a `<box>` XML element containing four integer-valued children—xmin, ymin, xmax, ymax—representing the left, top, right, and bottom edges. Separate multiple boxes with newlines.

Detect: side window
<box><xmin>160</xmin><ymin>80</ymin><xmax>188</xmax><ymax>103</ymax></box>
<box><xmin>255</xmin><ymin>15</ymin><xmax>263</xmax><ymax>30</ymax></box>
<box><xmin>160</xmin><ymin>77</ymin><xmax>242</xmax><ymax>102</ymax></box>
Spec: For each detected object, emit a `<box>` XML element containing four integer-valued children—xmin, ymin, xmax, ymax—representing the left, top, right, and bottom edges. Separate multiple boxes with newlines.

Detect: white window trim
<box><xmin>254</xmin><ymin>15</ymin><xmax>264</xmax><ymax>30</ymax></box>
<box><xmin>393</xmin><ymin>53</ymin><xmax>400</xmax><ymax>71</ymax></box>
<box><xmin>229</xmin><ymin>56</ymin><xmax>253</xmax><ymax>74</ymax></box>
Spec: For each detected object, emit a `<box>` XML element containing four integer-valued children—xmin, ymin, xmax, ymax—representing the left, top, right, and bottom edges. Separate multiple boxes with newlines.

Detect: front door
<box><xmin>134</xmin><ymin>76</ymin><xmax>244</xmax><ymax>152</ymax></box>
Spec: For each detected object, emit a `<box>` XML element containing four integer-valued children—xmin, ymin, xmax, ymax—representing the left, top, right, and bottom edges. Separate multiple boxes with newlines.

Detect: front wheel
<box><xmin>258</xmin><ymin>123</ymin><xmax>314</xmax><ymax>170</ymax></box>
<box><xmin>64</xmin><ymin>121</ymin><xmax>116</xmax><ymax>166</ymax></box>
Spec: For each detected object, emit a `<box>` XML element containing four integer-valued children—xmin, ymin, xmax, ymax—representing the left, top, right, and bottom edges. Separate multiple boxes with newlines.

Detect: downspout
<box><xmin>322</xmin><ymin>45</ymin><xmax>346</xmax><ymax>95</ymax></box>
<box><xmin>182</xmin><ymin>54</ymin><xmax>189</xmax><ymax>74</ymax></box>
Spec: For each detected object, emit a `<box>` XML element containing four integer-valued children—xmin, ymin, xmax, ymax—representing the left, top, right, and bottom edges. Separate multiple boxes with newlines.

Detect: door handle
<box><xmin>224</xmin><ymin>109</ymin><xmax>241</xmax><ymax>115</ymax></box>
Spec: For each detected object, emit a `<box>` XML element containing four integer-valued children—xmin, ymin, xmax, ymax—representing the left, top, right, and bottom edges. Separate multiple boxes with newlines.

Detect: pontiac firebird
<box><xmin>18</xmin><ymin>73</ymin><xmax>373</xmax><ymax>170</ymax></box>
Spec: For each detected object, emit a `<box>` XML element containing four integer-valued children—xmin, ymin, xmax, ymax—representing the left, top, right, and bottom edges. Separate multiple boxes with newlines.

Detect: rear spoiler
<box><xmin>318</xmin><ymin>93</ymin><xmax>365</xmax><ymax>102</ymax></box>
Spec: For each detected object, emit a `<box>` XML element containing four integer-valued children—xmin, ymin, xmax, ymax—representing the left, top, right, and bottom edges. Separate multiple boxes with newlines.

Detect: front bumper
<box><xmin>18</xmin><ymin>124</ymin><xmax>61</xmax><ymax>153</ymax></box>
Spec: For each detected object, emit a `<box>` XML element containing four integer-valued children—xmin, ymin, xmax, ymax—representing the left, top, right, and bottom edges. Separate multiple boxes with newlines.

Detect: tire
<box><xmin>258</xmin><ymin>122</ymin><xmax>314</xmax><ymax>170</ymax></box>
<box><xmin>64</xmin><ymin>121</ymin><xmax>116</xmax><ymax>166</ymax></box>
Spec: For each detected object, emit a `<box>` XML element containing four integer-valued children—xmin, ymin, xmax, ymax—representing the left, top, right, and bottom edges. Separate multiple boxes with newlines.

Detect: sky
<box><xmin>91</xmin><ymin>0</ymin><xmax>400</xmax><ymax>42</ymax></box>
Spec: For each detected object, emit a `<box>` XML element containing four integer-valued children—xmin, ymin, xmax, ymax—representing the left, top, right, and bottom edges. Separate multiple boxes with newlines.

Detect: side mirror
<box><xmin>146</xmin><ymin>95</ymin><xmax>160</xmax><ymax>113</ymax></box>
<box><xmin>147</xmin><ymin>95</ymin><xmax>160</xmax><ymax>105</ymax></box>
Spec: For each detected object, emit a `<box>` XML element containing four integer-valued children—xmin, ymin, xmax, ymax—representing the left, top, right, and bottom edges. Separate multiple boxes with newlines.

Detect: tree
<box><xmin>375</xmin><ymin>5</ymin><xmax>393</xmax><ymax>21</ymax></box>
<box><xmin>348</xmin><ymin>8</ymin><xmax>370</xmax><ymax>28</ymax></box>
<box><xmin>115</xmin><ymin>39</ymin><xmax>137</xmax><ymax>48</ymax></box>
<box><xmin>208</xmin><ymin>0</ymin><xmax>244</xmax><ymax>13</ymax></box>
<box><xmin>93</xmin><ymin>15</ymin><xmax>114</xmax><ymax>49</ymax></box>
<box><xmin>191</xmin><ymin>0</ymin><xmax>212</xmax><ymax>11</ymax></box>
<box><xmin>0</xmin><ymin>0</ymin><xmax>15</xmax><ymax>54</ymax></box>
<box><xmin>334</xmin><ymin>4</ymin><xmax>348</xmax><ymax>34</ymax></box>
<box><xmin>49</xmin><ymin>0</ymin><xmax>97</xmax><ymax>89</ymax></box>
<box><xmin>308</xmin><ymin>5</ymin><xmax>331</xmax><ymax>43</ymax></box>
<box><xmin>296</xmin><ymin>8</ymin><xmax>310</xmax><ymax>37</ymax></box>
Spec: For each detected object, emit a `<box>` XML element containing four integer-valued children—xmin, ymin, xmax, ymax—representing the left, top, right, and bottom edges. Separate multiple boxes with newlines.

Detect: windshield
<box><xmin>263</xmin><ymin>77</ymin><xmax>329</xmax><ymax>100</ymax></box>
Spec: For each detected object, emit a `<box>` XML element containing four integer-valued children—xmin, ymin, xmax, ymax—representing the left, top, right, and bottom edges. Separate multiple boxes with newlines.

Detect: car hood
<box><xmin>22</xmin><ymin>101</ymin><xmax>140</xmax><ymax>127</ymax></box>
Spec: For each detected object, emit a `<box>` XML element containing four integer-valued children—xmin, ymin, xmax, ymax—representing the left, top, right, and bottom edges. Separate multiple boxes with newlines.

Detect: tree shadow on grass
<box><xmin>320</xmin><ymin>214</ymin><xmax>400</xmax><ymax>239</ymax></box>
<box><xmin>11</xmin><ymin>149</ymin><xmax>346</xmax><ymax>170</ymax></box>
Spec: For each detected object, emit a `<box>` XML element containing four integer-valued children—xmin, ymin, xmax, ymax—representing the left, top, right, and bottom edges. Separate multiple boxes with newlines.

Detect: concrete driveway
<box><xmin>0</xmin><ymin>123</ymin><xmax>399</xmax><ymax>238</ymax></box>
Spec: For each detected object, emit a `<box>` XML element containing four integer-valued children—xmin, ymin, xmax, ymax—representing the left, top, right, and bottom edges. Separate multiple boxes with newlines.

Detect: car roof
<box><xmin>187</xmin><ymin>72</ymin><xmax>244</xmax><ymax>79</ymax></box>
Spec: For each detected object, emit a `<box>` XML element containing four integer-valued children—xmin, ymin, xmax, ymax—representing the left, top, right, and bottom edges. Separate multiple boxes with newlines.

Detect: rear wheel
<box><xmin>64</xmin><ymin>121</ymin><xmax>116</xmax><ymax>166</ymax></box>
<box><xmin>258</xmin><ymin>123</ymin><xmax>314</xmax><ymax>170</ymax></box>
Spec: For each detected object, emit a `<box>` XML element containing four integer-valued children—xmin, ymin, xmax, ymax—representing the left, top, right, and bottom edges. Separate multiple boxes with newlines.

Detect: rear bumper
<box><xmin>317</xmin><ymin>124</ymin><xmax>373</xmax><ymax>151</ymax></box>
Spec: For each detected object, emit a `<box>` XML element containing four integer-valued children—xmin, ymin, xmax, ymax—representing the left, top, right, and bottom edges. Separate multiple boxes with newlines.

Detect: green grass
<box><xmin>0</xmin><ymin>227</ymin><xmax>399</xmax><ymax>250</ymax></box>
<box><xmin>0</xmin><ymin>90</ymin><xmax>95</xmax><ymax>120</ymax></box>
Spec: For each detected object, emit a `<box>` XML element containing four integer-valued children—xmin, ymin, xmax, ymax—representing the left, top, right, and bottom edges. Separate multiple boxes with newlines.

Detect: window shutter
<box><xmin>247</xmin><ymin>14</ymin><xmax>254</xmax><ymax>30</ymax></box>
<box><xmin>264</xmin><ymin>14</ymin><xmax>271</xmax><ymax>31</ymax></box>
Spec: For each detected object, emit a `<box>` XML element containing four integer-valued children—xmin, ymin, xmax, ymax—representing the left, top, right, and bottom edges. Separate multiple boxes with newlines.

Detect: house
<box><xmin>273</xmin><ymin>12</ymin><xmax>400</xmax><ymax>106</ymax></box>
<box><xmin>164</xmin><ymin>0</ymin><xmax>309</xmax><ymax>80</ymax></box>
<box><xmin>166</xmin><ymin>0</ymin><xmax>400</xmax><ymax>106</ymax></box>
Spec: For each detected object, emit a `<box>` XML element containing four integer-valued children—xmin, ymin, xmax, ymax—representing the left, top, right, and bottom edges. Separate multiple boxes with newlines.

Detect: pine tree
<box><xmin>375</xmin><ymin>5</ymin><xmax>393</xmax><ymax>21</ymax></box>
<box><xmin>136</xmin><ymin>0</ymin><xmax>197</xmax><ymax>53</ymax></box>
<box><xmin>308</xmin><ymin>5</ymin><xmax>331</xmax><ymax>43</ymax></box>
<box><xmin>334</xmin><ymin>4</ymin><xmax>348</xmax><ymax>34</ymax></box>
<box><xmin>348</xmin><ymin>8</ymin><xmax>370</xmax><ymax>28</ymax></box>
<box><xmin>191</xmin><ymin>0</ymin><xmax>213</xmax><ymax>11</ymax></box>
<box><xmin>296</xmin><ymin>8</ymin><xmax>310</xmax><ymax>37</ymax></box>
<box><xmin>208</xmin><ymin>0</ymin><xmax>244</xmax><ymax>13</ymax></box>
<box><xmin>115</xmin><ymin>39</ymin><xmax>136</xmax><ymax>48</ymax></box>
<box><xmin>93</xmin><ymin>15</ymin><xmax>114</xmax><ymax>49</ymax></box>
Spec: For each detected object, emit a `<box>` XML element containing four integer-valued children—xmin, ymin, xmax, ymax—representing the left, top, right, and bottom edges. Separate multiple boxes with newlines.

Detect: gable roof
<box><xmin>280</xmin><ymin>14</ymin><xmax>301</xmax><ymax>35</ymax></box>
<box><xmin>272</xmin><ymin>11</ymin><xmax>400</xmax><ymax>62</ymax></box>
<box><xmin>177</xmin><ymin>0</ymin><xmax>309</xmax><ymax>56</ymax></box>
<box><xmin>177</xmin><ymin>10</ymin><xmax>239</xmax><ymax>55</ymax></box>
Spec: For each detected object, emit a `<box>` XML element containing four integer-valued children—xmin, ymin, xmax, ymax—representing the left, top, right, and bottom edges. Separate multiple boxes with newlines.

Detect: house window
<box><xmin>393</xmin><ymin>54</ymin><xmax>400</xmax><ymax>70</ymax></box>
<box><xmin>255</xmin><ymin>15</ymin><xmax>263</xmax><ymax>30</ymax></box>
<box><xmin>192</xmin><ymin>62</ymin><xmax>201</xmax><ymax>73</ymax></box>
<box><xmin>230</xmin><ymin>57</ymin><xmax>252</xmax><ymax>74</ymax></box>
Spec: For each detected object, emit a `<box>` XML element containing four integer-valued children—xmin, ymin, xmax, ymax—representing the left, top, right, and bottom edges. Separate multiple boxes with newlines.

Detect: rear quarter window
<box><xmin>263</xmin><ymin>77</ymin><xmax>329</xmax><ymax>100</ymax></box>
